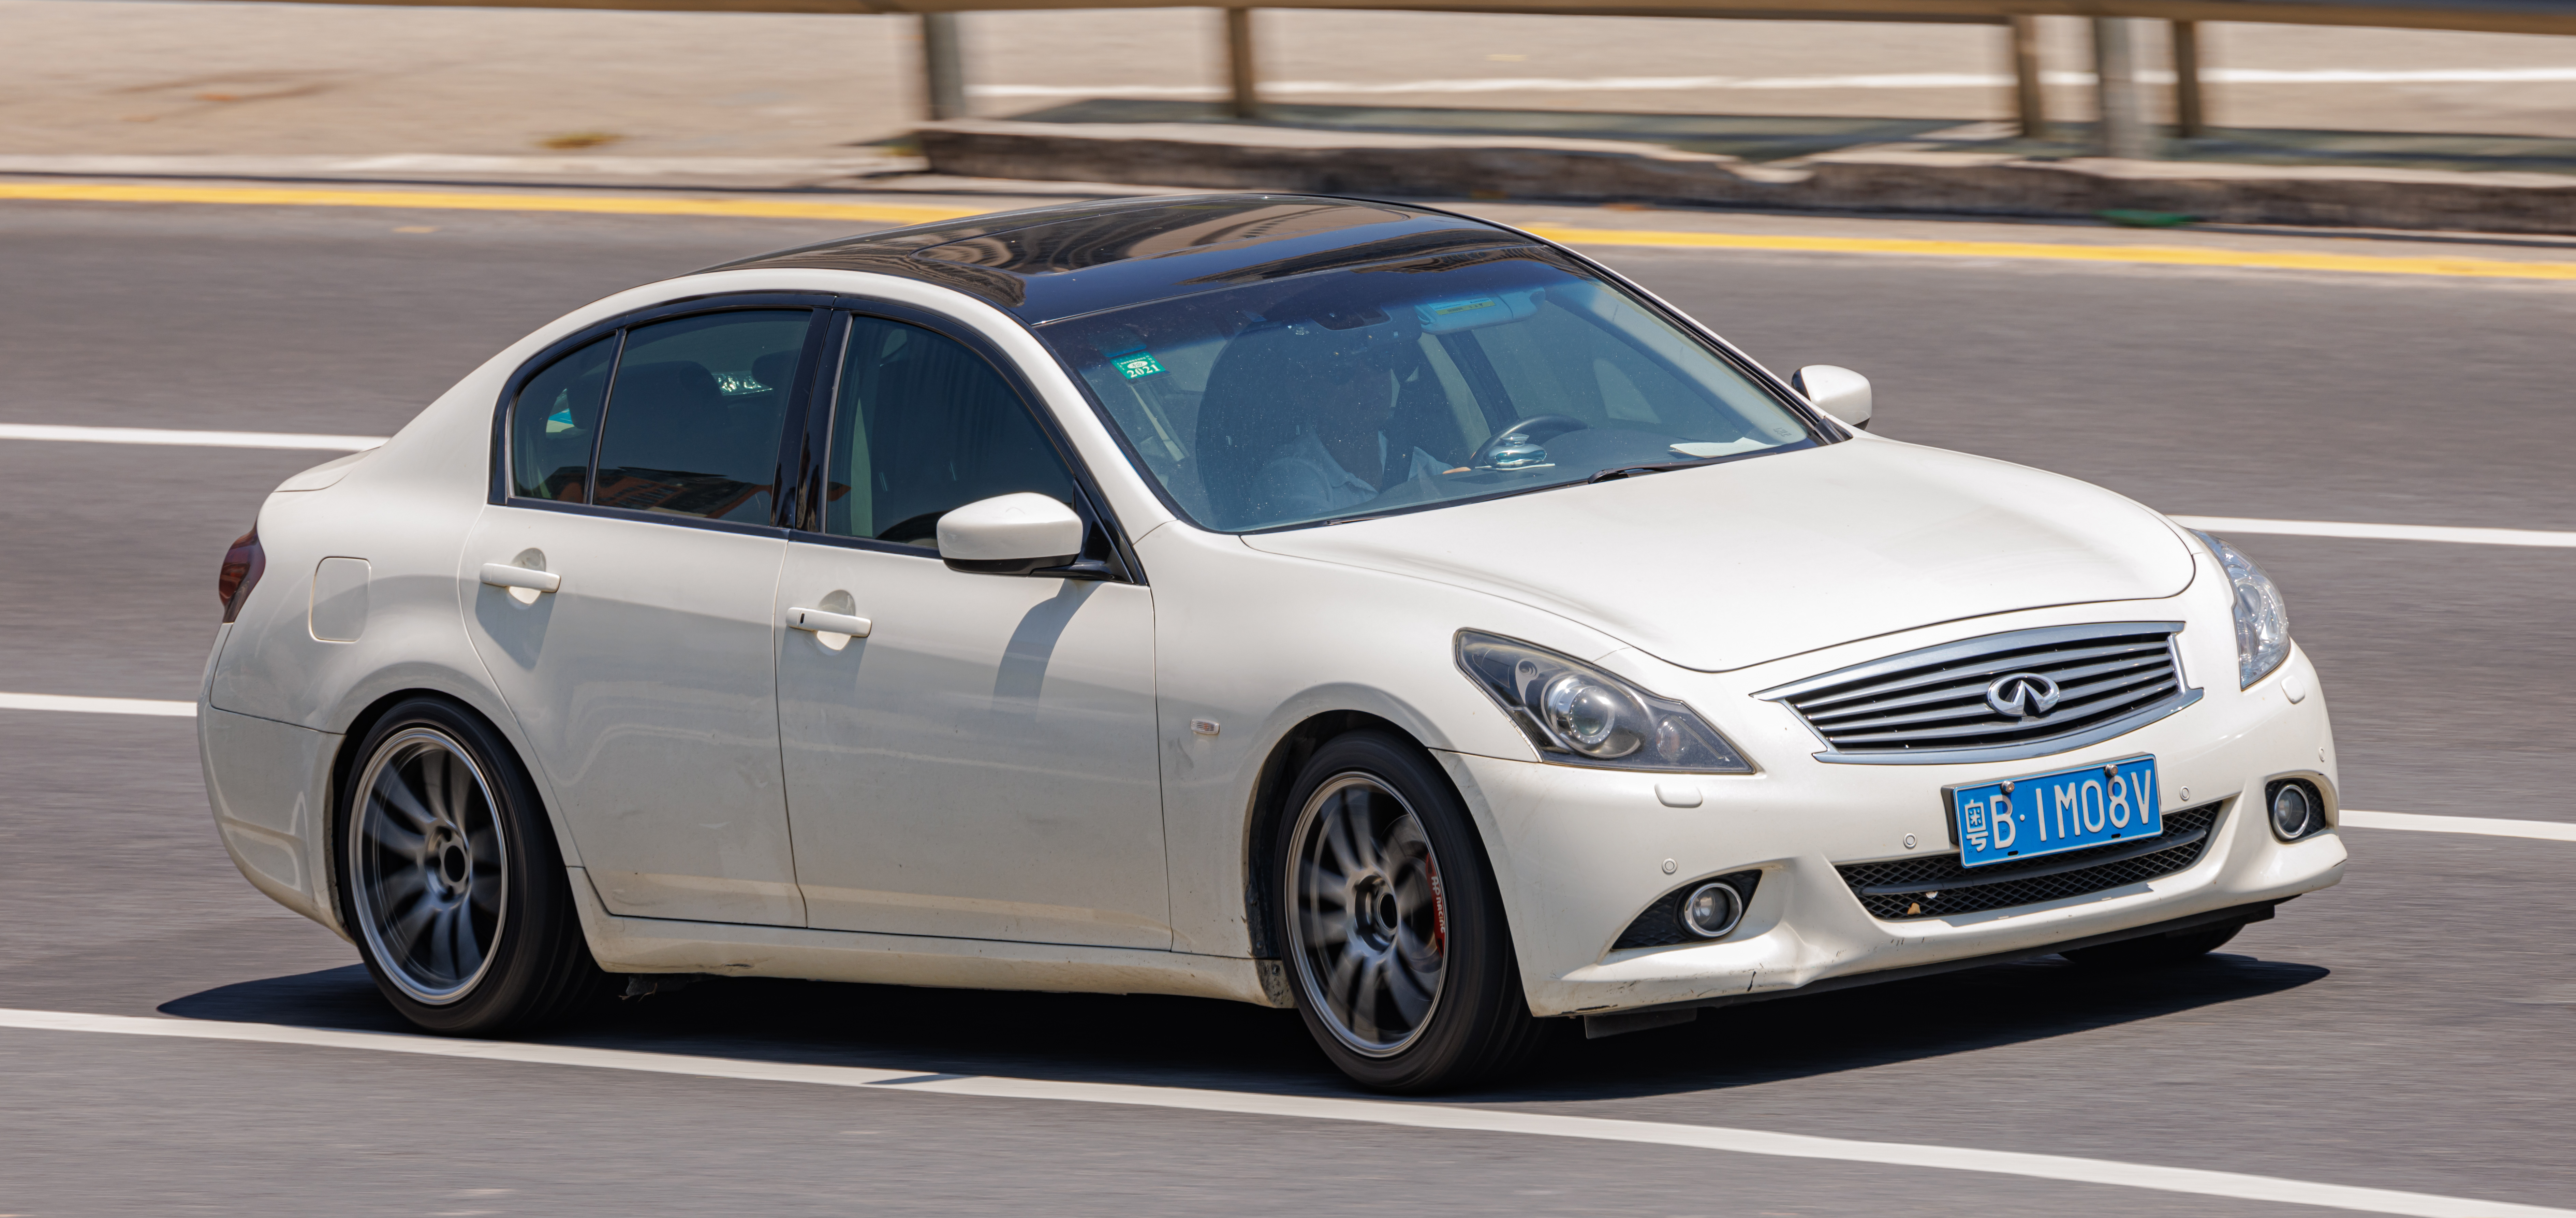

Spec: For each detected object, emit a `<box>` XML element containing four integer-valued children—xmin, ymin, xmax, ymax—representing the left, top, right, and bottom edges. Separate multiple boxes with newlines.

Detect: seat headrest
<box><xmin>751</xmin><ymin>351</ymin><xmax>798</xmax><ymax>397</ymax></box>
<box><xmin>614</xmin><ymin>361</ymin><xmax>722</xmax><ymax>414</ymax></box>
<box><xmin>601</xmin><ymin>361</ymin><xmax>727</xmax><ymax>474</ymax></box>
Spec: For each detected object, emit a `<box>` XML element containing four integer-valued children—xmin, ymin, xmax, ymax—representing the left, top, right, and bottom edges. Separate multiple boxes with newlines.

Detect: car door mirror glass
<box><xmin>938</xmin><ymin>493</ymin><xmax>1084</xmax><ymax>576</ymax></box>
<box><xmin>1791</xmin><ymin>364</ymin><xmax>1872</xmax><ymax>430</ymax></box>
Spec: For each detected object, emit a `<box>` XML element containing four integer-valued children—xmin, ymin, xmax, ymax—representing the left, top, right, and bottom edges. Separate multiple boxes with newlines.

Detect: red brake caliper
<box><xmin>1424</xmin><ymin>855</ymin><xmax>1448</xmax><ymax>958</ymax></box>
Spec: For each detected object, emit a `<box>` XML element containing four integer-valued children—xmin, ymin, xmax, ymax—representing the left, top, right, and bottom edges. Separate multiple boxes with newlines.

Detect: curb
<box><xmin>918</xmin><ymin>119</ymin><xmax>2576</xmax><ymax>235</ymax></box>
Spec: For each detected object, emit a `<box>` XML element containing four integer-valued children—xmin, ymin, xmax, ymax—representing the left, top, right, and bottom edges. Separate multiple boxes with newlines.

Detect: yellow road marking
<box><xmin>8</xmin><ymin>181</ymin><xmax>2576</xmax><ymax>281</ymax></box>
<box><xmin>1520</xmin><ymin>224</ymin><xmax>2576</xmax><ymax>282</ymax></box>
<box><xmin>0</xmin><ymin>182</ymin><xmax>978</xmax><ymax>226</ymax></box>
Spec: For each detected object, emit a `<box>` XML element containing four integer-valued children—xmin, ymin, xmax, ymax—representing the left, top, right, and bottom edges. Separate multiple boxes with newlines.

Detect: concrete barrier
<box><xmin>181</xmin><ymin>0</ymin><xmax>2576</xmax><ymax>165</ymax></box>
<box><xmin>919</xmin><ymin>118</ymin><xmax>2576</xmax><ymax>233</ymax></box>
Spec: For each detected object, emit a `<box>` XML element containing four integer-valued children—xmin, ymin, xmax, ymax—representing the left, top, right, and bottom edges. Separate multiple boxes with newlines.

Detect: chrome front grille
<box><xmin>1759</xmin><ymin>622</ymin><xmax>2199</xmax><ymax>765</ymax></box>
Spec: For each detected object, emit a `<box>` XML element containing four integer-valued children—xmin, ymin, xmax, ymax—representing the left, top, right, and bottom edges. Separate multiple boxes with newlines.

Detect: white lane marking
<box><xmin>0</xmin><ymin>1007</ymin><xmax>2563</xmax><ymax>1218</ymax></box>
<box><xmin>0</xmin><ymin>426</ymin><xmax>2568</xmax><ymax>554</ymax></box>
<box><xmin>2341</xmin><ymin>809</ymin><xmax>2576</xmax><ymax>843</ymax></box>
<box><xmin>21</xmin><ymin>685</ymin><xmax>2576</xmax><ymax>847</ymax></box>
<box><xmin>16</xmin><ymin>688</ymin><xmax>2576</xmax><ymax>845</ymax></box>
<box><xmin>2202</xmin><ymin>66</ymin><xmax>2576</xmax><ymax>86</ymax></box>
<box><xmin>31</xmin><ymin>681</ymin><xmax>2568</xmax><ymax>850</ymax></box>
<box><xmin>971</xmin><ymin>66</ymin><xmax>2576</xmax><ymax>98</ymax></box>
<box><xmin>0</xmin><ymin>692</ymin><xmax>195</xmax><ymax>717</ymax></box>
<box><xmin>2170</xmin><ymin>515</ymin><xmax>2576</xmax><ymax>549</ymax></box>
<box><xmin>0</xmin><ymin>423</ymin><xmax>384</xmax><ymax>451</ymax></box>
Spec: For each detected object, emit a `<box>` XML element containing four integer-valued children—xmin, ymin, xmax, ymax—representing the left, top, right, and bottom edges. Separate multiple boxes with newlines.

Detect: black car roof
<box><xmin>698</xmin><ymin>194</ymin><xmax>1541</xmax><ymax>325</ymax></box>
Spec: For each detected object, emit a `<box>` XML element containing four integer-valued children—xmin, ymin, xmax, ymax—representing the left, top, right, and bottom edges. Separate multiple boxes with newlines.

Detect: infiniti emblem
<box><xmin>1985</xmin><ymin>672</ymin><xmax>2064</xmax><ymax>720</ymax></box>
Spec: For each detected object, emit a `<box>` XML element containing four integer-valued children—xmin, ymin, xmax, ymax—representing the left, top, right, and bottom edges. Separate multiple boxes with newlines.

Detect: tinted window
<box><xmin>1039</xmin><ymin>251</ymin><xmax>1817</xmax><ymax>532</ymax></box>
<box><xmin>591</xmin><ymin>310</ymin><xmax>811</xmax><ymax>523</ymax></box>
<box><xmin>824</xmin><ymin>316</ymin><xmax>1080</xmax><ymax>547</ymax></box>
<box><xmin>508</xmin><ymin>335</ymin><xmax>615</xmax><ymax>502</ymax></box>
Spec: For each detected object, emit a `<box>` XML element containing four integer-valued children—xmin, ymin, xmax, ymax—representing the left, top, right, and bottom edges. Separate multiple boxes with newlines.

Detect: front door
<box><xmin>465</xmin><ymin>305</ymin><xmax>819</xmax><ymax>926</ymax></box>
<box><xmin>774</xmin><ymin>311</ymin><xmax>1168</xmax><ymax>948</ymax></box>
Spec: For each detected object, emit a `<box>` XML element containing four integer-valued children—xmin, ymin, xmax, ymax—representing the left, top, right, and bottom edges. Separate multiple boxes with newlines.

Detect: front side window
<box><xmin>588</xmin><ymin>309</ymin><xmax>811</xmax><ymax>523</ymax></box>
<box><xmin>508</xmin><ymin>335</ymin><xmax>616</xmax><ymax>502</ymax></box>
<box><xmin>1039</xmin><ymin>249</ymin><xmax>1820</xmax><ymax>532</ymax></box>
<box><xmin>824</xmin><ymin>315</ymin><xmax>1082</xmax><ymax>547</ymax></box>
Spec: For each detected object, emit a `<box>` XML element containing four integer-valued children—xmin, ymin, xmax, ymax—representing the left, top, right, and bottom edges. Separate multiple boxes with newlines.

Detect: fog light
<box><xmin>2269</xmin><ymin>780</ymin><xmax>2319</xmax><ymax>840</ymax></box>
<box><xmin>1679</xmin><ymin>881</ymin><xmax>1744</xmax><ymax>939</ymax></box>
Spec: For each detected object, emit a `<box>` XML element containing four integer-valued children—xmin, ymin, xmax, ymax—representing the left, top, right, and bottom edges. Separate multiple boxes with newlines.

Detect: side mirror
<box><xmin>937</xmin><ymin>493</ymin><xmax>1085</xmax><ymax>576</ymax></box>
<box><xmin>1792</xmin><ymin>365</ymin><xmax>1872</xmax><ymax>431</ymax></box>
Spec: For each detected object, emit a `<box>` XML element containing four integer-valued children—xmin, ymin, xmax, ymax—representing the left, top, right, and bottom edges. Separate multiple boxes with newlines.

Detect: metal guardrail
<box><xmin>198</xmin><ymin>0</ymin><xmax>2576</xmax><ymax>161</ymax></box>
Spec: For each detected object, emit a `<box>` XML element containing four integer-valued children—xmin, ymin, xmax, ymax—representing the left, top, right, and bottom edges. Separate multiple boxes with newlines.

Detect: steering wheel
<box><xmin>1470</xmin><ymin>415</ymin><xmax>1589</xmax><ymax>469</ymax></box>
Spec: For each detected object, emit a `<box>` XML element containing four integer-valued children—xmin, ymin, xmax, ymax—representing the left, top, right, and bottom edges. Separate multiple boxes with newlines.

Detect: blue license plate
<box><xmin>1947</xmin><ymin>756</ymin><xmax>2161</xmax><ymax>868</ymax></box>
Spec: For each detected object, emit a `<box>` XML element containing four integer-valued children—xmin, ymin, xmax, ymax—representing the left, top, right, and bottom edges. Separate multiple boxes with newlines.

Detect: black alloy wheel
<box><xmin>1277</xmin><ymin>730</ymin><xmax>1552</xmax><ymax>1092</ymax></box>
<box><xmin>338</xmin><ymin>697</ymin><xmax>609</xmax><ymax>1034</ymax></box>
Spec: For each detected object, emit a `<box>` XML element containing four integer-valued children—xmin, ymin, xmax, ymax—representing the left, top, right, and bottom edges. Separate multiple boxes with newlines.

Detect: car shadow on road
<box><xmin>158</xmin><ymin>949</ymin><xmax>2326</xmax><ymax>1104</ymax></box>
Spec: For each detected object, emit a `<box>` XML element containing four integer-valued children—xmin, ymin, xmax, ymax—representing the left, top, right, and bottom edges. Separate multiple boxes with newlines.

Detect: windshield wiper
<box><xmin>1584</xmin><ymin>459</ymin><xmax>1717</xmax><ymax>484</ymax></box>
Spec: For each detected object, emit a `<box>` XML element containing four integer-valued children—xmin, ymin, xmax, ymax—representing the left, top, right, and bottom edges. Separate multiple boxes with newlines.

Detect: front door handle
<box><xmin>786</xmin><ymin>607</ymin><xmax>872</xmax><ymax>638</ymax></box>
<box><xmin>480</xmin><ymin>563</ymin><xmax>561</xmax><ymax>593</ymax></box>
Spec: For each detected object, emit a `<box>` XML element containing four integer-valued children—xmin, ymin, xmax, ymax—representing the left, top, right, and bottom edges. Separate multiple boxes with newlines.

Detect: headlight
<box><xmin>2194</xmin><ymin>530</ymin><xmax>2290</xmax><ymax>687</ymax></box>
<box><xmin>1456</xmin><ymin>631</ymin><xmax>1753</xmax><ymax>772</ymax></box>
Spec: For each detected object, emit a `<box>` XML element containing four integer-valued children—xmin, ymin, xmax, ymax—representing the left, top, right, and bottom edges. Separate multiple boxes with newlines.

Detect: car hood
<box><xmin>1241</xmin><ymin>439</ymin><xmax>2196</xmax><ymax>672</ymax></box>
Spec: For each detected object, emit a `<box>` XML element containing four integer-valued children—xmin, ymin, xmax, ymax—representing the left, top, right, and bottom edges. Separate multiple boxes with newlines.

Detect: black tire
<box><xmin>335</xmin><ymin>697</ymin><xmax>610</xmax><ymax>1034</ymax></box>
<box><xmin>1274</xmin><ymin>730</ymin><xmax>1552</xmax><ymax>1092</ymax></box>
<box><xmin>2062</xmin><ymin>922</ymin><xmax>2242</xmax><ymax>969</ymax></box>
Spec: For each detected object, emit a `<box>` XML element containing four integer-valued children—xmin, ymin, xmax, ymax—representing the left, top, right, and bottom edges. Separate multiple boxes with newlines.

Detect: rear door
<box><xmin>464</xmin><ymin>302</ymin><xmax>824</xmax><ymax>926</ymax></box>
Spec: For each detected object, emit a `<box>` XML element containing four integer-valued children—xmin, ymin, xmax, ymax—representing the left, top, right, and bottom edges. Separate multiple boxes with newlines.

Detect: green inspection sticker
<box><xmin>1110</xmin><ymin>350</ymin><xmax>1165</xmax><ymax>380</ymax></box>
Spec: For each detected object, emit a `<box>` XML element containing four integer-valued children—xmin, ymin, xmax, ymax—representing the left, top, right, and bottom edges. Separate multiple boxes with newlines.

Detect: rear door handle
<box><xmin>480</xmin><ymin>563</ymin><xmax>561</xmax><ymax>593</ymax></box>
<box><xmin>786</xmin><ymin>607</ymin><xmax>872</xmax><ymax>637</ymax></box>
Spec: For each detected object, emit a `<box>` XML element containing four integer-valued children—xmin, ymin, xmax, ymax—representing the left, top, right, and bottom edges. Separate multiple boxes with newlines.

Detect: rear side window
<box><xmin>508</xmin><ymin>335</ymin><xmax>615</xmax><ymax>502</ymax></box>
<box><xmin>824</xmin><ymin>315</ymin><xmax>1080</xmax><ymax>547</ymax></box>
<box><xmin>590</xmin><ymin>310</ymin><xmax>810</xmax><ymax>523</ymax></box>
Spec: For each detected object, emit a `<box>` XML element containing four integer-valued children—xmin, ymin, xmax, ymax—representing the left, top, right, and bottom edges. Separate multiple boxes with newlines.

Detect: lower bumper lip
<box><xmin>1585</xmin><ymin>896</ymin><xmax>2293</xmax><ymax>1036</ymax></box>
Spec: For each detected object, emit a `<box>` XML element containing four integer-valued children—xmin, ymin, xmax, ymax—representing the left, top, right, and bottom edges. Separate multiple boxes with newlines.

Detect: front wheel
<box><xmin>1277</xmin><ymin>731</ymin><xmax>1550</xmax><ymax>1092</ymax></box>
<box><xmin>337</xmin><ymin>698</ymin><xmax>608</xmax><ymax>1034</ymax></box>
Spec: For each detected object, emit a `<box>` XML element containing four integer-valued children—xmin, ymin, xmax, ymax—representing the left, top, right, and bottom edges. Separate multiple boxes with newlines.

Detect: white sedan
<box><xmin>200</xmin><ymin>194</ymin><xmax>2344</xmax><ymax>1091</ymax></box>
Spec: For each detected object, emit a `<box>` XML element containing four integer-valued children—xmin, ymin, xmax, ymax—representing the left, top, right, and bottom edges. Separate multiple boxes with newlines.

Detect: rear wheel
<box><xmin>338</xmin><ymin>698</ymin><xmax>608</xmax><ymax>1034</ymax></box>
<box><xmin>1277</xmin><ymin>731</ymin><xmax>1550</xmax><ymax>1092</ymax></box>
<box><xmin>2063</xmin><ymin>922</ymin><xmax>2242</xmax><ymax>969</ymax></box>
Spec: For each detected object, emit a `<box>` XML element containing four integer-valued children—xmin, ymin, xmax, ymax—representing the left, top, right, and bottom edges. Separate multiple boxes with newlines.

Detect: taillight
<box><xmin>218</xmin><ymin>527</ymin><xmax>266</xmax><ymax>623</ymax></box>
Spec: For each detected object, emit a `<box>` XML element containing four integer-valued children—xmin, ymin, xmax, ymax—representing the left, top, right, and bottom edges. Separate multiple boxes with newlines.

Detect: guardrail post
<box><xmin>922</xmin><ymin>11</ymin><xmax>968</xmax><ymax>122</ymax></box>
<box><xmin>1224</xmin><ymin>7</ymin><xmax>1261</xmax><ymax>119</ymax></box>
<box><xmin>2171</xmin><ymin>20</ymin><xmax>2206</xmax><ymax>139</ymax></box>
<box><xmin>2091</xmin><ymin>17</ymin><xmax>2152</xmax><ymax>159</ymax></box>
<box><xmin>2008</xmin><ymin>15</ymin><xmax>2047</xmax><ymax>140</ymax></box>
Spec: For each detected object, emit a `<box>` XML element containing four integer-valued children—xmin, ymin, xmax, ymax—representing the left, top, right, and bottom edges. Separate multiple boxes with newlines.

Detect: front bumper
<box><xmin>1443</xmin><ymin>641</ymin><xmax>2345</xmax><ymax>1020</ymax></box>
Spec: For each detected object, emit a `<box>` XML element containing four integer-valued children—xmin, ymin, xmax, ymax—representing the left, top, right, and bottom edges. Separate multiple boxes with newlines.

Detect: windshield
<box><xmin>1039</xmin><ymin>248</ymin><xmax>1822</xmax><ymax>533</ymax></box>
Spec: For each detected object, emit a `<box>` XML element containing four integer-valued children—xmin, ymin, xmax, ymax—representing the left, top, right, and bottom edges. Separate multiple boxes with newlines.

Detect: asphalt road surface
<box><xmin>2</xmin><ymin>193</ymin><xmax>2572</xmax><ymax>1217</ymax></box>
